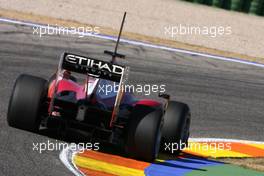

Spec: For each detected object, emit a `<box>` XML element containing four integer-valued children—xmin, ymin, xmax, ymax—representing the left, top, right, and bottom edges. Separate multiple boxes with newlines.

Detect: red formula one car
<box><xmin>7</xmin><ymin>13</ymin><xmax>191</xmax><ymax>161</ymax></box>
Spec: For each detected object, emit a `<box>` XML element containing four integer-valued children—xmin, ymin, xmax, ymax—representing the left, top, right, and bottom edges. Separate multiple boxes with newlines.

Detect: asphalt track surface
<box><xmin>0</xmin><ymin>22</ymin><xmax>264</xmax><ymax>176</ymax></box>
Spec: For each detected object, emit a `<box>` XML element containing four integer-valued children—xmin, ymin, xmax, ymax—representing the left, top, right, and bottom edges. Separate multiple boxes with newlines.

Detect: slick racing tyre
<box><xmin>161</xmin><ymin>101</ymin><xmax>191</xmax><ymax>153</ymax></box>
<box><xmin>125</xmin><ymin>105</ymin><xmax>163</xmax><ymax>162</ymax></box>
<box><xmin>7</xmin><ymin>74</ymin><xmax>47</xmax><ymax>132</ymax></box>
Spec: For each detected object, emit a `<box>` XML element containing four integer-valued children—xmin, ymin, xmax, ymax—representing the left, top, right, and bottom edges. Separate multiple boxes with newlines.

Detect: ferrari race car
<box><xmin>7</xmin><ymin>13</ymin><xmax>191</xmax><ymax>161</ymax></box>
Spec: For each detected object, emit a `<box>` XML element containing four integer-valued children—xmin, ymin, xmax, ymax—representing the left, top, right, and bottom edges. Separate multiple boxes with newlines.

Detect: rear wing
<box><xmin>61</xmin><ymin>52</ymin><xmax>125</xmax><ymax>82</ymax></box>
<box><xmin>49</xmin><ymin>52</ymin><xmax>127</xmax><ymax>128</ymax></box>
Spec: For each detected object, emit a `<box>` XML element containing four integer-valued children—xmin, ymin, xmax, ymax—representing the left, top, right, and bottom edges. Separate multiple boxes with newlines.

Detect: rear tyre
<box><xmin>125</xmin><ymin>105</ymin><xmax>163</xmax><ymax>162</ymax></box>
<box><xmin>7</xmin><ymin>74</ymin><xmax>47</xmax><ymax>132</ymax></box>
<box><xmin>161</xmin><ymin>101</ymin><xmax>191</xmax><ymax>153</ymax></box>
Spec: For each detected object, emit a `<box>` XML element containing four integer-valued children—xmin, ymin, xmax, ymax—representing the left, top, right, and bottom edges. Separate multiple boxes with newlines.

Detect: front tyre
<box><xmin>7</xmin><ymin>74</ymin><xmax>47</xmax><ymax>132</ymax></box>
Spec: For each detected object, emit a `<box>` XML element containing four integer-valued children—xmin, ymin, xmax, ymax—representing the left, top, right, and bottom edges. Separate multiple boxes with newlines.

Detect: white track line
<box><xmin>59</xmin><ymin>145</ymin><xmax>84</xmax><ymax>176</ymax></box>
<box><xmin>1</xmin><ymin>17</ymin><xmax>264</xmax><ymax>68</ymax></box>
